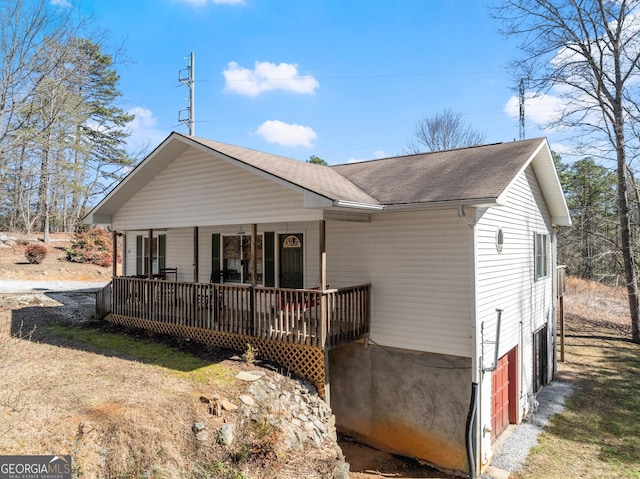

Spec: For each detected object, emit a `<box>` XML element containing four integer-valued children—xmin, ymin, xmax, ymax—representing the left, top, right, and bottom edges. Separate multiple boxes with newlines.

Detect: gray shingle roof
<box><xmin>190</xmin><ymin>135</ymin><xmax>548</xmax><ymax>207</ymax></box>
<box><xmin>190</xmin><ymin>136</ymin><xmax>379</xmax><ymax>205</ymax></box>
<box><xmin>86</xmin><ymin>133</ymin><xmax>570</xmax><ymax>226</ymax></box>
<box><xmin>331</xmin><ymin>139</ymin><xmax>545</xmax><ymax>205</ymax></box>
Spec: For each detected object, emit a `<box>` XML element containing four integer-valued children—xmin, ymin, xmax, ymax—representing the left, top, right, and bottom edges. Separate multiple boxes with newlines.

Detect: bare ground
<box><xmin>0</xmin><ymin>239</ymin><xmax>338</xmax><ymax>478</ymax></box>
<box><xmin>0</xmin><ymin>232</ymin><xmax>112</xmax><ymax>282</ymax></box>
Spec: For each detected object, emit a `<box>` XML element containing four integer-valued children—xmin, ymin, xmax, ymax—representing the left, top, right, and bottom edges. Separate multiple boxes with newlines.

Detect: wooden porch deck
<box><xmin>97</xmin><ymin>277</ymin><xmax>370</xmax><ymax>350</ymax></box>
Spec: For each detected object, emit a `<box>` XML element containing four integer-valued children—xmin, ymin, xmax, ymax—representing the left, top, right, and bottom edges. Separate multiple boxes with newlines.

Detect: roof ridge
<box><xmin>331</xmin><ymin>138</ymin><xmax>546</xmax><ymax>167</ymax></box>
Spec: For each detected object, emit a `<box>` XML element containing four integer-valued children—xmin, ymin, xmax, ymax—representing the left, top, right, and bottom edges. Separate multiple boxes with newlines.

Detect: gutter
<box><xmin>381</xmin><ymin>198</ymin><xmax>500</xmax><ymax>212</ymax></box>
<box><xmin>332</xmin><ymin>200</ymin><xmax>384</xmax><ymax>211</ymax></box>
<box><xmin>333</xmin><ymin>198</ymin><xmax>501</xmax><ymax>213</ymax></box>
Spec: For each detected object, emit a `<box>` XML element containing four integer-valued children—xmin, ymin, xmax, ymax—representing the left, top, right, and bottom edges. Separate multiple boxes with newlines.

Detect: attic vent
<box><xmin>283</xmin><ymin>235</ymin><xmax>302</xmax><ymax>248</ymax></box>
<box><xmin>496</xmin><ymin>228</ymin><xmax>504</xmax><ymax>253</ymax></box>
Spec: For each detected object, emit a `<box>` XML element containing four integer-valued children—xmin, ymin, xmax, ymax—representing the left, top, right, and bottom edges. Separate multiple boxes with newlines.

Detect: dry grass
<box><xmin>0</xmin><ymin>311</ymin><xmax>206</xmax><ymax>477</ymax></box>
<box><xmin>513</xmin><ymin>275</ymin><xmax>640</xmax><ymax>479</ymax></box>
<box><xmin>564</xmin><ymin>276</ymin><xmax>631</xmax><ymax>332</ymax></box>
<box><xmin>0</xmin><ymin>295</ymin><xmax>337</xmax><ymax>478</ymax></box>
<box><xmin>0</xmin><ymin>242</ymin><xmax>341</xmax><ymax>478</ymax></box>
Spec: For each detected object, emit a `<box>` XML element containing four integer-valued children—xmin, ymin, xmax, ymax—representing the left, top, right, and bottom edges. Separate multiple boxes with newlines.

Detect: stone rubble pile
<box><xmin>193</xmin><ymin>368</ymin><xmax>349</xmax><ymax>479</ymax></box>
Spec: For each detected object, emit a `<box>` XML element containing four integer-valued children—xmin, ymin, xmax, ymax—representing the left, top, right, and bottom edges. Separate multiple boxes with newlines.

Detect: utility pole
<box><xmin>519</xmin><ymin>78</ymin><xmax>525</xmax><ymax>141</ymax></box>
<box><xmin>179</xmin><ymin>52</ymin><xmax>195</xmax><ymax>135</ymax></box>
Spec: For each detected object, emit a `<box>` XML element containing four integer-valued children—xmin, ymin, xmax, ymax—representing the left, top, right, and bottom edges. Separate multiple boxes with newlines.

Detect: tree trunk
<box><xmin>616</xmin><ymin>126</ymin><xmax>640</xmax><ymax>343</ymax></box>
<box><xmin>38</xmin><ymin>136</ymin><xmax>51</xmax><ymax>245</ymax></box>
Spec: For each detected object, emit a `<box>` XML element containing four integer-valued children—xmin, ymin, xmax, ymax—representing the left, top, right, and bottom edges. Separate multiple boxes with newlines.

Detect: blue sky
<box><xmin>64</xmin><ymin>0</ymin><xmax>566</xmax><ymax>164</ymax></box>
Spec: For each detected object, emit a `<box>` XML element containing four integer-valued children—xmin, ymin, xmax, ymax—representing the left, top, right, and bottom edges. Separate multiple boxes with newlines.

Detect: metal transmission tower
<box><xmin>179</xmin><ymin>52</ymin><xmax>195</xmax><ymax>135</ymax></box>
<box><xmin>519</xmin><ymin>78</ymin><xmax>525</xmax><ymax>140</ymax></box>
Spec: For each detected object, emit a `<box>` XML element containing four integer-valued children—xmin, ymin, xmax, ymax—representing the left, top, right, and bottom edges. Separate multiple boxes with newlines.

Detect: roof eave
<box><xmin>530</xmin><ymin>140</ymin><xmax>572</xmax><ymax>225</ymax></box>
<box><xmin>379</xmin><ymin>197</ymin><xmax>500</xmax><ymax>211</ymax></box>
<box><xmin>333</xmin><ymin>200</ymin><xmax>385</xmax><ymax>211</ymax></box>
<box><xmin>552</xmin><ymin>215</ymin><xmax>572</xmax><ymax>227</ymax></box>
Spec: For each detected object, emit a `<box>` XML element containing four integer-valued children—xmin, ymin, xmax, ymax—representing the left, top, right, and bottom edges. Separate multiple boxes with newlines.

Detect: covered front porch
<box><xmin>97</xmin><ymin>220</ymin><xmax>371</xmax><ymax>399</ymax></box>
<box><xmin>96</xmin><ymin>278</ymin><xmax>370</xmax><ymax>400</ymax></box>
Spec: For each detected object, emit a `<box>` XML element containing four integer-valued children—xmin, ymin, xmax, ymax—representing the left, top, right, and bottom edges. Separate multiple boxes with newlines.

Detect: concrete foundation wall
<box><xmin>329</xmin><ymin>342</ymin><xmax>472</xmax><ymax>475</ymax></box>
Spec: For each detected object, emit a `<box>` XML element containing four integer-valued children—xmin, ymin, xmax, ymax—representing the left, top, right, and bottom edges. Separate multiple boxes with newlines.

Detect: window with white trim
<box><xmin>534</xmin><ymin>233</ymin><xmax>549</xmax><ymax>280</ymax></box>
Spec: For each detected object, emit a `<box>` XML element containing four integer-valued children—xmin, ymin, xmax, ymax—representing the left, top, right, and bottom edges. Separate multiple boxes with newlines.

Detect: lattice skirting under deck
<box><xmin>107</xmin><ymin>314</ymin><xmax>326</xmax><ymax>398</ymax></box>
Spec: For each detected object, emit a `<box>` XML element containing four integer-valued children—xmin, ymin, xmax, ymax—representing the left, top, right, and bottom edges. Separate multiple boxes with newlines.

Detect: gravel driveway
<box><xmin>0</xmin><ymin>279</ymin><xmax>109</xmax><ymax>324</ymax></box>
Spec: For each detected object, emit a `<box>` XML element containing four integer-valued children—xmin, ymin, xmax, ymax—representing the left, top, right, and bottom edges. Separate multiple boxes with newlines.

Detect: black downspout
<box><xmin>466</xmin><ymin>382</ymin><xmax>479</xmax><ymax>479</ymax></box>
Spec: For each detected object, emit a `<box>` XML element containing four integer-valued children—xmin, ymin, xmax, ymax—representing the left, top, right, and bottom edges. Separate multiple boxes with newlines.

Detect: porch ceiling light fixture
<box><xmin>237</xmin><ymin>224</ymin><xmax>246</xmax><ymax>235</ymax></box>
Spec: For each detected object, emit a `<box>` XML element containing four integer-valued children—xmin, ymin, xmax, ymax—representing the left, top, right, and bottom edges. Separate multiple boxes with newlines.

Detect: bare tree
<box><xmin>406</xmin><ymin>109</ymin><xmax>486</xmax><ymax>153</ymax></box>
<box><xmin>493</xmin><ymin>0</ymin><xmax>640</xmax><ymax>342</ymax></box>
<box><xmin>0</xmin><ymin>1</ymin><xmax>134</xmax><ymax>237</ymax></box>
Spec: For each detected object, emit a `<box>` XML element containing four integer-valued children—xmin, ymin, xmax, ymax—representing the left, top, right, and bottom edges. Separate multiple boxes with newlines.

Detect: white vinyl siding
<box><xmin>327</xmin><ymin>209</ymin><xmax>472</xmax><ymax>357</ymax></box>
<box><xmin>112</xmin><ymin>145</ymin><xmax>322</xmax><ymax>231</ymax></box>
<box><xmin>476</xmin><ymin>166</ymin><xmax>553</xmax><ymax>438</ymax></box>
<box><xmin>166</xmin><ymin>228</ymin><xmax>193</xmax><ymax>282</ymax></box>
<box><xmin>476</xmin><ymin>167</ymin><xmax>552</xmax><ymax>358</ymax></box>
<box><xmin>474</xmin><ymin>166</ymin><xmax>555</xmax><ymax>461</ymax></box>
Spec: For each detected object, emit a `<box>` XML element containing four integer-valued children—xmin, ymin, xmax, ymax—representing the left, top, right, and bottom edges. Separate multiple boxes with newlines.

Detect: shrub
<box><xmin>24</xmin><ymin>243</ymin><xmax>48</xmax><ymax>264</ymax></box>
<box><xmin>66</xmin><ymin>227</ymin><xmax>120</xmax><ymax>267</ymax></box>
<box><xmin>243</xmin><ymin>343</ymin><xmax>258</xmax><ymax>365</ymax></box>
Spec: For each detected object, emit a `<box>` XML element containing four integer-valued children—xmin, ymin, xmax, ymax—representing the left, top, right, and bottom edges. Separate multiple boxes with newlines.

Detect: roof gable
<box><xmin>85</xmin><ymin>133</ymin><xmax>570</xmax><ymax>227</ymax></box>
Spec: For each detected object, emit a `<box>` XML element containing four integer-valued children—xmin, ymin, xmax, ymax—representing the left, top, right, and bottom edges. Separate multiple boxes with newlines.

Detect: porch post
<box><xmin>250</xmin><ymin>224</ymin><xmax>257</xmax><ymax>335</ymax></box>
<box><xmin>112</xmin><ymin>230</ymin><xmax>118</xmax><ymax>278</ymax></box>
<box><xmin>193</xmin><ymin>226</ymin><xmax>199</xmax><ymax>282</ymax></box>
<box><xmin>319</xmin><ymin>220</ymin><xmax>326</xmax><ymax>290</ymax></box>
<box><xmin>122</xmin><ymin>232</ymin><xmax>127</xmax><ymax>276</ymax></box>
<box><xmin>251</xmin><ymin>224</ymin><xmax>257</xmax><ymax>287</ymax></box>
<box><xmin>319</xmin><ymin>219</ymin><xmax>330</xmax><ymax>404</ymax></box>
<box><xmin>147</xmin><ymin>229</ymin><xmax>153</xmax><ymax>279</ymax></box>
<box><xmin>323</xmin><ymin>346</ymin><xmax>331</xmax><ymax>406</ymax></box>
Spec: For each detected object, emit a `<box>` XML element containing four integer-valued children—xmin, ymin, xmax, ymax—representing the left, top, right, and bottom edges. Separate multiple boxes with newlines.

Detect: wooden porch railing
<box><xmin>95</xmin><ymin>281</ymin><xmax>112</xmax><ymax>319</ymax></box>
<box><xmin>105</xmin><ymin>277</ymin><xmax>370</xmax><ymax>349</ymax></box>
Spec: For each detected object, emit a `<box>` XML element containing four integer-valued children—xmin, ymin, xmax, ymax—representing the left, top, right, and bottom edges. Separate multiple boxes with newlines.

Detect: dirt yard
<box><xmin>0</xmin><ymin>232</ymin><xmax>110</xmax><ymax>282</ymax></box>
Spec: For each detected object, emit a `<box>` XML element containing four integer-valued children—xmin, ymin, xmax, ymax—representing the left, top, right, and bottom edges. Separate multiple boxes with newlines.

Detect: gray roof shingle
<box><xmin>190</xmin><ymin>136</ymin><xmax>380</xmax><ymax>205</ymax></box>
<box><xmin>87</xmin><ymin>133</ymin><xmax>570</xmax><ymax>225</ymax></box>
<box><xmin>331</xmin><ymin>139</ymin><xmax>545</xmax><ymax>205</ymax></box>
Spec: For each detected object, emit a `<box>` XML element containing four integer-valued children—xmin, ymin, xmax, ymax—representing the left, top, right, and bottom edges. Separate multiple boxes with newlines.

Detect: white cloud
<box><xmin>126</xmin><ymin>107</ymin><xmax>167</xmax><ymax>153</ymax></box>
<box><xmin>50</xmin><ymin>0</ymin><xmax>72</xmax><ymax>7</ymax></box>
<box><xmin>503</xmin><ymin>92</ymin><xmax>568</xmax><ymax>128</ymax></box>
<box><xmin>255</xmin><ymin>120</ymin><xmax>317</xmax><ymax>147</ymax></box>
<box><xmin>373</xmin><ymin>150</ymin><xmax>387</xmax><ymax>159</ymax></box>
<box><xmin>223</xmin><ymin>61</ymin><xmax>319</xmax><ymax>97</ymax></box>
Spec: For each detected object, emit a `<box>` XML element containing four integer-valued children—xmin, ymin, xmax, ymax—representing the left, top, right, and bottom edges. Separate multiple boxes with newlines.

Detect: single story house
<box><xmin>86</xmin><ymin>132</ymin><xmax>570</xmax><ymax>476</ymax></box>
